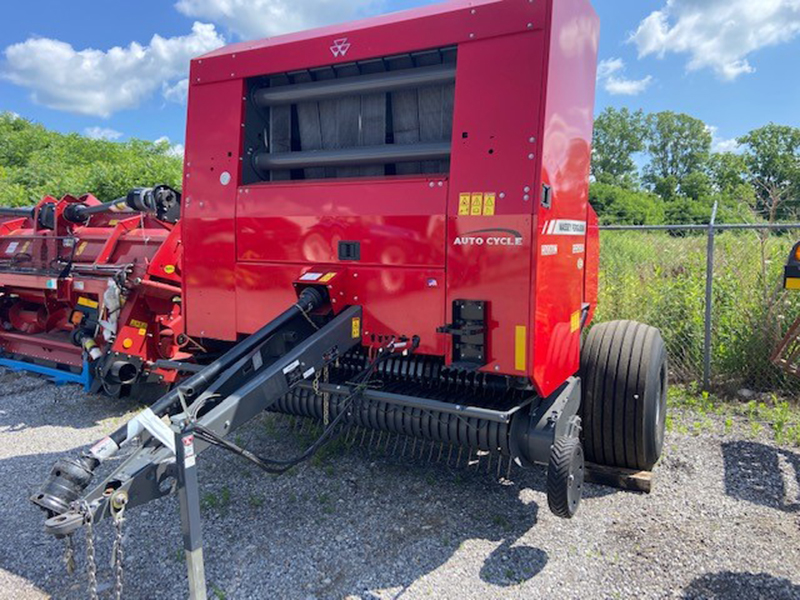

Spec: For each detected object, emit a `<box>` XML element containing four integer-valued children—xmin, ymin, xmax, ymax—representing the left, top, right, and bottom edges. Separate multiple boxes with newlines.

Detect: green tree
<box><xmin>737</xmin><ymin>123</ymin><xmax>800</xmax><ymax>222</ymax></box>
<box><xmin>643</xmin><ymin>111</ymin><xmax>712</xmax><ymax>197</ymax></box>
<box><xmin>0</xmin><ymin>112</ymin><xmax>182</xmax><ymax>207</ymax></box>
<box><xmin>591</xmin><ymin>107</ymin><xmax>647</xmax><ymax>188</ymax></box>
<box><xmin>589</xmin><ymin>182</ymin><xmax>665</xmax><ymax>225</ymax></box>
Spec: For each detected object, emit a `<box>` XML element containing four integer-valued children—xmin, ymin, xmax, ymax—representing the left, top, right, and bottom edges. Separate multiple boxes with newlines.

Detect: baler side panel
<box><xmin>182</xmin><ymin>79</ymin><xmax>244</xmax><ymax>341</ymax></box>
<box><xmin>531</xmin><ymin>0</ymin><xmax>599</xmax><ymax>397</ymax></box>
<box><xmin>446</xmin><ymin>31</ymin><xmax>546</xmax><ymax>376</ymax></box>
<box><xmin>584</xmin><ymin>204</ymin><xmax>600</xmax><ymax>327</ymax></box>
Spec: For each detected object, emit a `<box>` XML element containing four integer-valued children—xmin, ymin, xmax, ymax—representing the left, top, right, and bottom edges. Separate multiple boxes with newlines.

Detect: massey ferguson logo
<box><xmin>330</xmin><ymin>38</ymin><xmax>351</xmax><ymax>57</ymax></box>
<box><xmin>454</xmin><ymin>228</ymin><xmax>524</xmax><ymax>247</ymax></box>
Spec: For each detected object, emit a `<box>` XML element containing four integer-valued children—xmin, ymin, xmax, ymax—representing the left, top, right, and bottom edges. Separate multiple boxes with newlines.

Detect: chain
<box><xmin>323</xmin><ymin>366</ymin><xmax>330</xmax><ymax>427</ymax></box>
<box><xmin>112</xmin><ymin>511</ymin><xmax>125</xmax><ymax>600</ymax></box>
<box><xmin>63</xmin><ymin>534</ymin><xmax>76</xmax><ymax>575</ymax></box>
<box><xmin>81</xmin><ymin>502</ymin><xmax>99</xmax><ymax>600</ymax></box>
<box><xmin>111</xmin><ymin>491</ymin><xmax>128</xmax><ymax>600</ymax></box>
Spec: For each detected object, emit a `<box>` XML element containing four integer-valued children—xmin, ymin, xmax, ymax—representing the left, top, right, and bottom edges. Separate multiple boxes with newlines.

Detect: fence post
<box><xmin>702</xmin><ymin>201</ymin><xmax>719</xmax><ymax>391</ymax></box>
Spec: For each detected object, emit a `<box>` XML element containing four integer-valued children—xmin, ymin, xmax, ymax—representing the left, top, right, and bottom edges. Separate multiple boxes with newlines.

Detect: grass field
<box><xmin>596</xmin><ymin>229</ymin><xmax>800</xmax><ymax>395</ymax></box>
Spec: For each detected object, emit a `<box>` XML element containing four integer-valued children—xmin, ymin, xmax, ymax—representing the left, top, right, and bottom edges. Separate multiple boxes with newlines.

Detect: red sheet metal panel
<box><xmin>181</xmin><ymin>0</ymin><xmax>600</xmax><ymax>394</ymax></box>
<box><xmin>531</xmin><ymin>0</ymin><xmax>600</xmax><ymax>396</ymax></box>
<box><xmin>182</xmin><ymin>79</ymin><xmax>244</xmax><ymax>340</ymax></box>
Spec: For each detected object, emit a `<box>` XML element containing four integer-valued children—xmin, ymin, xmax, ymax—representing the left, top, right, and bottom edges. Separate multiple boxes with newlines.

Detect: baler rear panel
<box><xmin>182</xmin><ymin>0</ymin><xmax>599</xmax><ymax>395</ymax></box>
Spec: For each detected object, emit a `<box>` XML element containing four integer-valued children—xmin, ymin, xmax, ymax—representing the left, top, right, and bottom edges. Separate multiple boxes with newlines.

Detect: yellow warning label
<box><xmin>164</xmin><ymin>264</ymin><xmax>176</xmax><ymax>275</ymax></box>
<box><xmin>77</xmin><ymin>296</ymin><xmax>99</xmax><ymax>309</ymax></box>
<box><xmin>109</xmin><ymin>220</ymin><xmax>119</xmax><ymax>226</ymax></box>
<box><xmin>787</xmin><ymin>278</ymin><xmax>800</xmax><ymax>290</ymax></box>
<box><xmin>21</xmin><ymin>241</ymin><xmax>30</xmax><ymax>253</ymax></box>
<box><xmin>351</xmin><ymin>317</ymin><xmax>361</xmax><ymax>339</ymax></box>
<box><xmin>571</xmin><ymin>310</ymin><xmax>581</xmax><ymax>333</ymax></box>
<box><xmin>470</xmin><ymin>193</ymin><xmax>484</xmax><ymax>216</ymax></box>
<box><xmin>75</xmin><ymin>241</ymin><xmax>88</xmax><ymax>257</ymax></box>
<box><xmin>319</xmin><ymin>272</ymin><xmax>336</xmax><ymax>283</ymax></box>
<box><xmin>138</xmin><ymin>327</ymin><xmax>147</xmax><ymax>336</ymax></box>
<box><xmin>515</xmin><ymin>326</ymin><xmax>526</xmax><ymax>371</ymax></box>
<box><xmin>458</xmin><ymin>193</ymin><xmax>471</xmax><ymax>216</ymax></box>
<box><xmin>130</xmin><ymin>319</ymin><xmax>148</xmax><ymax>329</ymax></box>
<box><xmin>483</xmin><ymin>193</ymin><xmax>496</xmax><ymax>216</ymax></box>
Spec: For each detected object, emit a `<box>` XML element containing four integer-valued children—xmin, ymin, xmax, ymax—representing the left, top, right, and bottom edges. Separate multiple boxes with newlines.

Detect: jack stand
<box><xmin>176</xmin><ymin>427</ymin><xmax>207</xmax><ymax>600</ymax></box>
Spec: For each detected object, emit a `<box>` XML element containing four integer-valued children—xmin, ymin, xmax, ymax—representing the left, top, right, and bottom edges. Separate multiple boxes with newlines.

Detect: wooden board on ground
<box><xmin>585</xmin><ymin>462</ymin><xmax>653</xmax><ymax>493</ymax></box>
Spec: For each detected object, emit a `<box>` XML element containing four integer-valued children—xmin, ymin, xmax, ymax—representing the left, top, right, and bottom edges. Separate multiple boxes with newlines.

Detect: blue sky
<box><xmin>1</xmin><ymin>0</ymin><xmax>799</xmax><ymax>154</ymax></box>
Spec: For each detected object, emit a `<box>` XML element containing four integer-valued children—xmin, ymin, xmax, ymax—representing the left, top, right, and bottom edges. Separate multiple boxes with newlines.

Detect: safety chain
<box><xmin>80</xmin><ymin>502</ymin><xmax>99</xmax><ymax>600</ymax></box>
<box><xmin>62</xmin><ymin>533</ymin><xmax>76</xmax><ymax>575</ymax></box>
<box><xmin>110</xmin><ymin>492</ymin><xmax>128</xmax><ymax>600</ymax></box>
<box><xmin>312</xmin><ymin>366</ymin><xmax>331</xmax><ymax>425</ymax></box>
<box><xmin>73</xmin><ymin>493</ymin><xmax>127</xmax><ymax>600</ymax></box>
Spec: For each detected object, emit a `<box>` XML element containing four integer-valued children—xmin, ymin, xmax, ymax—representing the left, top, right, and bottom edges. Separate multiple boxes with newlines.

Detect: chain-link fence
<box><xmin>596</xmin><ymin>216</ymin><xmax>800</xmax><ymax>397</ymax></box>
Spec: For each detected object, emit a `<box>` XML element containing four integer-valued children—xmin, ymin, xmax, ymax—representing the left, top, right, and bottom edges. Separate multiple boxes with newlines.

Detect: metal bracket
<box><xmin>510</xmin><ymin>376</ymin><xmax>581</xmax><ymax>466</ymax></box>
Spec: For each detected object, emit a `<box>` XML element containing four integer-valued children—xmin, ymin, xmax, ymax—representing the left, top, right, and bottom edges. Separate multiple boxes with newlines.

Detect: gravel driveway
<box><xmin>0</xmin><ymin>368</ymin><xmax>798</xmax><ymax>600</ymax></box>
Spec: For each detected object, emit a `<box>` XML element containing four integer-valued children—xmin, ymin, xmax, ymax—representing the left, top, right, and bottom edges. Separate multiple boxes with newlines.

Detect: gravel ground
<box><xmin>0</xmin><ymin>368</ymin><xmax>798</xmax><ymax>600</ymax></box>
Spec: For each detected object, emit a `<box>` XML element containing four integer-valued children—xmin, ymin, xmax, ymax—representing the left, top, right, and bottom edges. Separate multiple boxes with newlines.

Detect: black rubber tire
<box><xmin>547</xmin><ymin>436</ymin><xmax>584</xmax><ymax>519</ymax></box>
<box><xmin>580</xmin><ymin>320</ymin><xmax>668</xmax><ymax>471</ymax></box>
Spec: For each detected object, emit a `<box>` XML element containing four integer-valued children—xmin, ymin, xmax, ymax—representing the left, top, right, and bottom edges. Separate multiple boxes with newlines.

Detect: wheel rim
<box><xmin>567</xmin><ymin>445</ymin><xmax>585</xmax><ymax>512</ymax></box>
<box><xmin>653</xmin><ymin>361</ymin><xmax>667</xmax><ymax>453</ymax></box>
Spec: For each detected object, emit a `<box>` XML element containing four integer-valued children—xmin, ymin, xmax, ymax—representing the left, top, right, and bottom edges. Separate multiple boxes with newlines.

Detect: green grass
<box><xmin>668</xmin><ymin>384</ymin><xmax>800</xmax><ymax>446</ymax></box>
<box><xmin>597</xmin><ymin>230</ymin><xmax>800</xmax><ymax>394</ymax></box>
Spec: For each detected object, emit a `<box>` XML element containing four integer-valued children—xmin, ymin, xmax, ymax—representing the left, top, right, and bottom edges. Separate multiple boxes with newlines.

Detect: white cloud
<box><xmin>163</xmin><ymin>78</ymin><xmax>189</xmax><ymax>104</ymax></box>
<box><xmin>707</xmin><ymin>125</ymin><xmax>741</xmax><ymax>153</ymax></box>
<box><xmin>2</xmin><ymin>22</ymin><xmax>224</xmax><ymax>118</ymax></box>
<box><xmin>174</xmin><ymin>0</ymin><xmax>381</xmax><ymax>40</ymax></box>
<box><xmin>84</xmin><ymin>126</ymin><xmax>123</xmax><ymax>140</ymax></box>
<box><xmin>631</xmin><ymin>0</ymin><xmax>800</xmax><ymax>81</ymax></box>
<box><xmin>597</xmin><ymin>58</ymin><xmax>653</xmax><ymax>96</ymax></box>
<box><xmin>155</xmin><ymin>136</ymin><xmax>185</xmax><ymax>158</ymax></box>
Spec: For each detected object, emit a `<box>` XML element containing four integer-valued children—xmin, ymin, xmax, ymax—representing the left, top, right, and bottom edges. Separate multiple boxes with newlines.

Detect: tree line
<box><xmin>2</xmin><ymin>109</ymin><xmax>798</xmax><ymax>226</ymax></box>
<box><xmin>591</xmin><ymin>108</ymin><xmax>800</xmax><ymax>225</ymax></box>
<box><xmin>0</xmin><ymin>112</ymin><xmax>182</xmax><ymax>207</ymax></box>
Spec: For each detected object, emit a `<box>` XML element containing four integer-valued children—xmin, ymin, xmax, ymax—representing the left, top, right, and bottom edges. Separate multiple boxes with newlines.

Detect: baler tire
<box><xmin>580</xmin><ymin>320</ymin><xmax>667</xmax><ymax>471</ymax></box>
<box><xmin>547</xmin><ymin>436</ymin><xmax>584</xmax><ymax>519</ymax></box>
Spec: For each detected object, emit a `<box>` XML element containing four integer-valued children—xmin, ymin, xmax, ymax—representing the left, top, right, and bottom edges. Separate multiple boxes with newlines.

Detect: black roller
<box><xmin>253</xmin><ymin>142</ymin><xmax>450</xmax><ymax>172</ymax></box>
<box><xmin>253</xmin><ymin>64</ymin><xmax>456</xmax><ymax>107</ymax></box>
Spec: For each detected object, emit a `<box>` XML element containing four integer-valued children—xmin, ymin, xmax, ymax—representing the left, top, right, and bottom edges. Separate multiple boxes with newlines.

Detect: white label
<box><xmin>572</xmin><ymin>244</ymin><xmax>585</xmax><ymax>254</ymax></box>
<box><xmin>545</xmin><ymin>220</ymin><xmax>587</xmax><ymax>236</ymax></box>
<box><xmin>541</xmin><ymin>244</ymin><xmax>558</xmax><ymax>256</ymax></box>
<box><xmin>282</xmin><ymin>359</ymin><xmax>300</xmax><ymax>374</ymax></box>
<box><xmin>302</xmin><ymin>366</ymin><xmax>315</xmax><ymax>379</ymax></box>
<box><xmin>46</xmin><ymin>279</ymin><xmax>57</xmax><ymax>289</ymax></box>
<box><xmin>182</xmin><ymin>434</ymin><xmax>196</xmax><ymax>467</ymax></box>
<box><xmin>219</xmin><ymin>171</ymin><xmax>231</xmax><ymax>186</ymax></box>
<box><xmin>299</xmin><ymin>272</ymin><xmax>322</xmax><ymax>281</ymax></box>
<box><xmin>5</xmin><ymin>242</ymin><xmax>18</xmax><ymax>254</ymax></box>
<box><xmin>252</xmin><ymin>351</ymin><xmax>263</xmax><ymax>371</ymax></box>
<box><xmin>90</xmin><ymin>436</ymin><xmax>120</xmax><ymax>460</ymax></box>
<box><xmin>63</xmin><ymin>238</ymin><xmax>75</xmax><ymax>247</ymax></box>
<box><xmin>578</xmin><ymin>258</ymin><xmax>585</xmax><ymax>270</ymax></box>
<box><xmin>74</xmin><ymin>281</ymin><xmax>85</xmax><ymax>291</ymax></box>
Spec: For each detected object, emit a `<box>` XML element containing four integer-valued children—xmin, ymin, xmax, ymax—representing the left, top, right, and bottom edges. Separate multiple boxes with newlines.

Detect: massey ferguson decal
<box><xmin>330</xmin><ymin>38</ymin><xmax>351</xmax><ymax>57</ymax></box>
<box><xmin>454</xmin><ymin>228</ymin><xmax>523</xmax><ymax>246</ymax></box>
<box><xmin>540</xmin><ymin>219</ymin><xmax>587</xmax><ymax>235</ymax></box>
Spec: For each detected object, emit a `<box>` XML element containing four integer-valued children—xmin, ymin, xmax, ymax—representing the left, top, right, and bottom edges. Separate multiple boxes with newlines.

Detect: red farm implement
<box><xmin>0</xmin><ymin>186</ymin><xmax>188</xmax><ymax>397</ymax></box>
<box><xmin>32</xmin><ymin>1</ymin><xmax>668</xmax><ymax>596</ymax></box>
